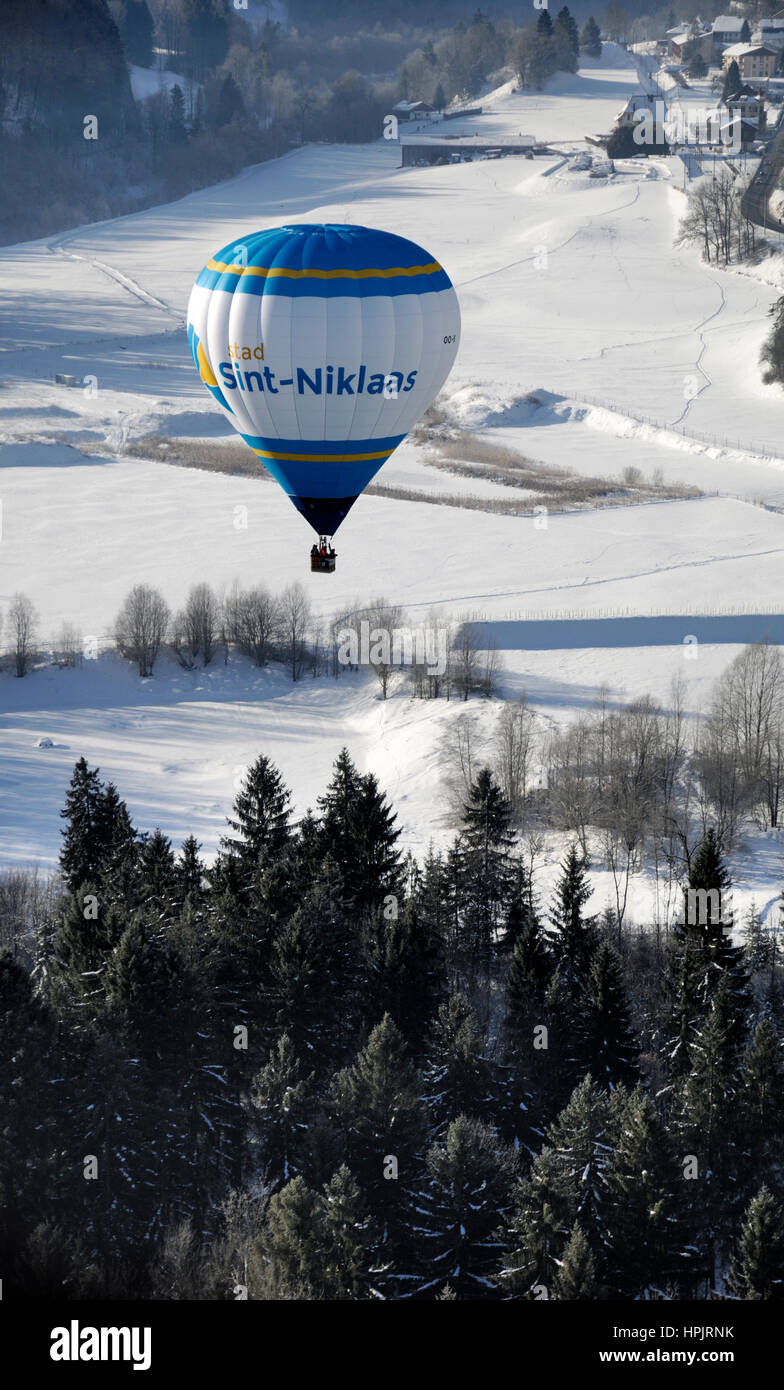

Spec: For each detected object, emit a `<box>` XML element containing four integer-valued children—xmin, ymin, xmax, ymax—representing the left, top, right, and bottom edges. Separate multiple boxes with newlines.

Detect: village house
<box><xmin>722</xmin><ymin>43</ymin><xmax>778</xmax><ymax>80</ymax></box>
<box><xmin>711</xmin><ymin>14</ymin><xmax>751</xmax><ymax>49</ymax></box>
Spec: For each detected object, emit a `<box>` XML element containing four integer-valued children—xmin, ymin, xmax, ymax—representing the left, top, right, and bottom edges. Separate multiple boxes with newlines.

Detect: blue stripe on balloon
<box><xmin>194</xmin><ymin>268</ymin><xmax>451</xmax><ymax>298</ymax></box>
<box><xmin>208</xmin><ymin>223</ymin><xmax>446</xmax><ymax>275</ymax></box>
<box><xmin>261</xmin><ymin>456</ymin><xmax>390</xmax><ymax>501</ymax></box>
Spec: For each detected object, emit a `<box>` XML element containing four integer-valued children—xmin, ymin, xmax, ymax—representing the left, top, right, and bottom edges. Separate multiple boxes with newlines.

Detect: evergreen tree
<box><xmin>319</xmin><ymin>1165</ymin><xmax>372</xmax><ymax>1300</ymax></box>
<box><xmin>556</xmin><ymin>6</ymin><xmax>580</xmax><ymax>56</ymax></box>
<box><xmin>740</xmin><ymin>1017</ymin><xmax>784</xmax><ymax>1174</ymax></box>
<box><xmin>502</xmin><ymin>1077</ymin><xmax>610</xmax><ymax>1297</ymax></box>
<box><xmin>722</xmin><ymin>59</ymin><xmax>742</xmax><ymax>102</ymax></box>
<box><xmin>603</xmin><ymin>1086</ymin><xmax>687</xmax><ymax>1297</ymax></box>
<box><xmin>554</xmin><ymin>1224</ymin><xmax>596</xmax><ymax>1299</ymax></box>
<box><xmin>249</xmin><ymin>1168</ymin><xmax>370</xmax><ymax>1299</ymax></box>
<box><xmin>220</xmin><ymin>754</ymin><xmax>292</xmax><ymax>878</ymax></box>
<box><xmin>728</xmin><ymin>1186</ymin><xmax>784</xmax><ymax>1300</ymax></box>
<box><xmin>59</xmin><ymin>758</ymin><xmax>107</xmax><ymax>892</ymax></box>
<box><xmin>0</xmin><ymin>951</ymin><xmax>56</xmax><ymax>1245</ymax></box>
<box><xmin>548</xmin><ymin>843</ymin><xmax>597</xmax><ymax>987</ymax></box>
<box><xmin>328</xmin><ymin>1015</ymin><xmax>427</xmax><ymax>1283</ymax></box>
<box><xmin>317</xmin><ymin>749</ymin><xmax>401</xmax><ymax>913</ymax></box>
<box><xmin>578</xmin><ymin>939</ymin><xmax>639</xmax><ymax>1087</ymax></box>
<box><xmin>96</xmin><ymin>782</ymin><xmax>137</xmax><ymax>904</ymax></box>
<box><xmin>177</xmin><ymin>834</ymin><xmax>206</xmax><ymax>906</ymax></box>
<box><xmin>168</xmin><ymin>83</ymin><xmax>187</xmax><ymax>144</ymax></box>
<box><xmin>419</xmin><ymin>1115</ymin><xmax>516</xmax><ymax>1299</ymax></box>
<box><xmin>54</xmin><ymin>883</ymin><xmax>125</xmax><ymax>1016</ymax></box>
<box><xmin>506</xmin><ymin>909</ymin><xmax>552</xmax><ymax>1025</ymax></box>
<box><xmin>249</xmin><ymin>1033</ymin><xmax>313</xmax><ymax>1183</ymax></box>
<box><xmin>360</xmin><ymin>896</ymin><xmax>444</xmax><ymax>1052</ymax></box>
<box><xmin>120</xmin><ymin>0</ymin><xmax>154</xmax><ymax>66</ymax></box>
<box><xmin>136</xmin><ymin>828</ymin><xmax>179</xmax><ymax>916</ymax></box>
<box><xmin>667</xmin><ymin>829</ymin><xmax>749</xmax><ymax>1076</ymax></box>
<box><xmin>580</xmin><ymin>16</ymin><xmax>602</xmax><ymax>57</ymax></box>
<box><xmin>537</xmin><ymin>9</ymin><xmax>554</xmax><ymax>37</ymax></box>
<box><xmin>460</xmin><ymin>767</ymin><xmax>516</xmax><ymax>958</ymax></box>
<box><xmin>214</xmin><ymin>73</ymin><xmax>245</xmax><ymax>127</ymax></box>
<box><xmin>433</xmin><ymin>81</ymin><xmax>447</xmax><ymax>111</ymax></box>
<box><xmin>249</xmin><ymin>1175</ymin><xmax>323</xmax><ymax>1298</ymax></box>
<box><xmin>425</xmin><ymin>993</ymin><xmax>496</xmax><ymax>1132</ymax></box>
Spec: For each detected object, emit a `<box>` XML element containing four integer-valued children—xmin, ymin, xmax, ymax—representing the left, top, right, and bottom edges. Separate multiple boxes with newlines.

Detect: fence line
<box><xmin>541</xmin><ymin>388</ymin><xmax>784</xmax><ymax>463</ymax></box>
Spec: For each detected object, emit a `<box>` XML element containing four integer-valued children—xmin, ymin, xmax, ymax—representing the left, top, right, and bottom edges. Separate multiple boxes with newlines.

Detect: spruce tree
<box><xmin>667</xmin><ymin>830</ymin><xmax>749</xmax><ymax>1076</ymax></box>
<box><xmin>135</xmin><ymin>828</ymin><xmax>179</xmax><ymax>918</ymax></box>
<box><xmin>548</xmin><ymin>843</ymin><xmax>597</xmax><ymax>988</ymax></box>
<box><xmin>250</xmin><ymin>1033</ymin><xmax>313</xmax><ymax>1182</ymax></box>
<box><xmin>502</xmin><ymin>1077</ymin><xmax>610</xmax><ymax>1297</ymax></box>
<box><xmin>603</xmin><ymin>1086</ymin><xmax>686</xmax><ymax>1297</ymax></box>
<box><xmin>425</xmin><ymin>993</ymin><xmax>496</xmax><ymax>1132</ymax></box>
<box><xmin>740</xmin><ymin>1017</ymin><xmax>784</xmax><ymax>1173</ymax></box>
<box><xmin>537</xmin><ymin>9</ymin><xmax>554</xmax><ymax>36</ymax></box>
<box><xmin>722</xmin><ymin>59</ymin><xmax>741</xmax><ymax>102</ymax></box>
<box><xmin>556</xmin><ymin>6</ymin><xmax>580</xmax><ymax>56</ymax></box>
<box><xmin>578</xmin><ymin>939</ymin><xmax>639</xmax><ymax>1087</ymax></box>
<box><xmin>460</xmin><ymin>767</ymin><xmax>516</xmax><ymax>957</ymax></box>
<box><xmin>328</xmin><ymin>1014</ymin><xmax>427</xmax><ymax>1283</ymax></box>
<box><xmin>220</xmin><ymin>754</ymin><xmax>292</xmax><ymax>878</ymax></box>
<box><xmin>318</xmin><ymin>750</ymin><xmax>401</xmax><ymax>914</ymax></box>
<box><xmin>580</xmin><ymin>16</ymin><xmax>601</xmax><ymax>57</ymax></box>
<box><xmin>419</xmin><ymin>1115</ymin><xmax>516</xmax><ymax>1299</ymax></box>
<box><xmin>249</xmin><ymin>1176</ymin><xmax>323</xmax><ymax>1298</ymax></box>
<box><xmin>554</xmin><ymin>1224</ymin><xmax>596</xmax><ymax>1299</ymax></box>
<box><xmin>59</xmin><ymin>758</ymin><xmax>107</xmax><ymax>892</ymax></box>
<box><xmin>728</xmin><ymin>1186</ymin><xmax>784</xmax><ymax>1300</ymax></box>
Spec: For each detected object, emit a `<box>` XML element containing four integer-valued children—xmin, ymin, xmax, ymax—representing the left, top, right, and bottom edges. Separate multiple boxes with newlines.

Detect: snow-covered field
<box><xmin>2</xmin><ymin>45</ymin><xmax>784</xmax><ymax>923</ymax></box>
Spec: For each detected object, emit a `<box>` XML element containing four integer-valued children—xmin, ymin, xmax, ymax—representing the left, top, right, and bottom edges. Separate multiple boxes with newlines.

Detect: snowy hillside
<box><xmin>2</xmin><ymin>44</ymin><xmax>784</xmax><ymax>922</ymax></box>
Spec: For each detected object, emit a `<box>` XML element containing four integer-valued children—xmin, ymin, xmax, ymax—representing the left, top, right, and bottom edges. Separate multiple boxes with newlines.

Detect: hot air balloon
<box><xmin>186</xmin><ymin>223</ymin><xmax>460</xmax><ymax>571</ymax></box>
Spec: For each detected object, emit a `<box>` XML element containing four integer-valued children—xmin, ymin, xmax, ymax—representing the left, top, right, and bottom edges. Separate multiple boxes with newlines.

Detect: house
<box><xmin>712</xmin><ymin>15</ymin><xmax>751</xmax><ymax>48</ymax></box>
<box><xmin>753</xmin><ymin>19</ymin><xmax>784</xmax><ymax>54</ymax></box>
<box><xmin>391</xmin><ymin>100</ymin><xmax>434</xmax><ymax>121</ymax></box>
<box><xmin>722</xmin><ymin>43</ymin><xmax>778</xmax><ymax>79</ymax></box>
<box><xmin>615</xmin><ymin>92</ymin><xmax>658</xmax><ymax>127</ymax></box>
<box><xmin>670</xmin><ymin>28</ymin><xmax>714</xmax><ymax>63</ymax></box>
<box><xmin>725</xmin><ymin>91</ymin><xmax>767</xmax><ymax>126</ymax></box>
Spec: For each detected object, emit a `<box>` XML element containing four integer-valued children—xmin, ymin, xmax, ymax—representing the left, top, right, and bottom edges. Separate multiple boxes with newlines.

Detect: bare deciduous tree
<box><xmin>8</xmin><ymin>592</ymin><xmax>38</xmax><ymax>677</ymax></box>
<box><xmin>183</xmin><ymin>582</ymin><xmax>220</xmax><ymax>667</ymax></box>
<box><xmin>494</xmin><ymin>694</ymin><xmax>537</xmax><ymax>818</ymax></box>
<box><xmin>114</xmin><ymin>584</ymin><xmax>170</xmax><ymax>678</ymax></box>
<box><xmin>279</xmin><ymin>582</ymin><xmax>311</xmax><ymax>682</ymax></box>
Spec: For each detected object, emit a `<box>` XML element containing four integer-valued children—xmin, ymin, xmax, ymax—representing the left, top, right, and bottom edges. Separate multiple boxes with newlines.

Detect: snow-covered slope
<box><xmin>2</xmin><ymin>47</ymin><xmax>783</xmax><ymax>920</ymax></box>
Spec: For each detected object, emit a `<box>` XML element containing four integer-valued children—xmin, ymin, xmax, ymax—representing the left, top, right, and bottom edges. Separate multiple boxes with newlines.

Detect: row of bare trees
<box><xmin>115</xmin><ymin>580</ymin><xmax>314</xmax><ymax>682</ymax></box>
<box><xmin>677</xmin><ymin>168</ymin><xmax>757</xmax><ymax>266</ymax></box>
<box><xmin>112</xmin><ymin>583</ymin><xmax>502</xmax><ymax>698</ymax></box>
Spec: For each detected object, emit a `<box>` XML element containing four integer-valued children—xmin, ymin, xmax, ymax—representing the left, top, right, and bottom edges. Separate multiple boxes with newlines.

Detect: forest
<box><xmin>2</xmin><ymin>723</ymin><xmax>783</xmax><ymax>1299</ymax></box>
<box><xmin>0</xmin><ymin>0</ymin><xmax>606</xmax><ymax>244</ymax></box>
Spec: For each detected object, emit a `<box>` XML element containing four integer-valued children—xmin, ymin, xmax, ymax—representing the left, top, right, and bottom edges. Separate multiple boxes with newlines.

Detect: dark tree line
<box><xmin>2</xmin><ymin>747</ymin><xmax>783</xmax><ymax>1299</ymax></box>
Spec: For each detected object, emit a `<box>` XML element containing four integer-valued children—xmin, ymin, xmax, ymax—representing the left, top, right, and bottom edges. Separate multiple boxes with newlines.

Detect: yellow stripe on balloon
<box><xmin>207</xmin><ymin>259</ymin><xmax>442</xmax><ymax>280</ymax></box>
<box><xmin>251</xmin><ymin>447</ymin><xmax>392</xmax><ymax>462</ymax></box>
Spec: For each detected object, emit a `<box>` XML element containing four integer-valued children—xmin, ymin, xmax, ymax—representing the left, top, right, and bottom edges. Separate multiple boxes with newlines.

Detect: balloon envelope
<box><xmin>186</xmin><ymin>223</ymin><xmax>460</xmax><ymax>537</ymax></box>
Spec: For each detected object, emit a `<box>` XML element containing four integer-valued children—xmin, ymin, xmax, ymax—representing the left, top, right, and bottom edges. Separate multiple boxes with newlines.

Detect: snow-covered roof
<box><xmin>723</xmin><ymin>42</ymin><xmax>777</xmax><ymax>56</ymax></box>
<box><xmin>713</xmin><ymin>15</ymin><xmax>747</xmax><ymax>31</ymax></box>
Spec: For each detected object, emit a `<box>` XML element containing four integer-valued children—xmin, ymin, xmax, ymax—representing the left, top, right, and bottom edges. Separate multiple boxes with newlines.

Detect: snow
<box><xmin>2</xmin><ymin>47</ymin><xmax>784</xmax><ymax>923</ymax></box>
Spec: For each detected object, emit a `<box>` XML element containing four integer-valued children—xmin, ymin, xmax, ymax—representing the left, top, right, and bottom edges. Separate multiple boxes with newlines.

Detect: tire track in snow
<box><xmin>401</xmin><ymin>536</ymin><xmax>784</xmax><ymax>615</ymax></box>
<box><xmin>454</xmin><ymin>183</ymin><xmax>642</xmax><ymax>289</ymax></box>
<box><xmin>46</xmin><ymin>240</ymin><xmax>181</xmax><ymax>320</ymax></box>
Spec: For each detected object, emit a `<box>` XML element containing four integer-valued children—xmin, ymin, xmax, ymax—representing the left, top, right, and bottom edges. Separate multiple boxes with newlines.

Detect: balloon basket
<box><xmin>310</xmin><ymin>540</ymin><xmax>336</xmax><ymax>573</ymax></box>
